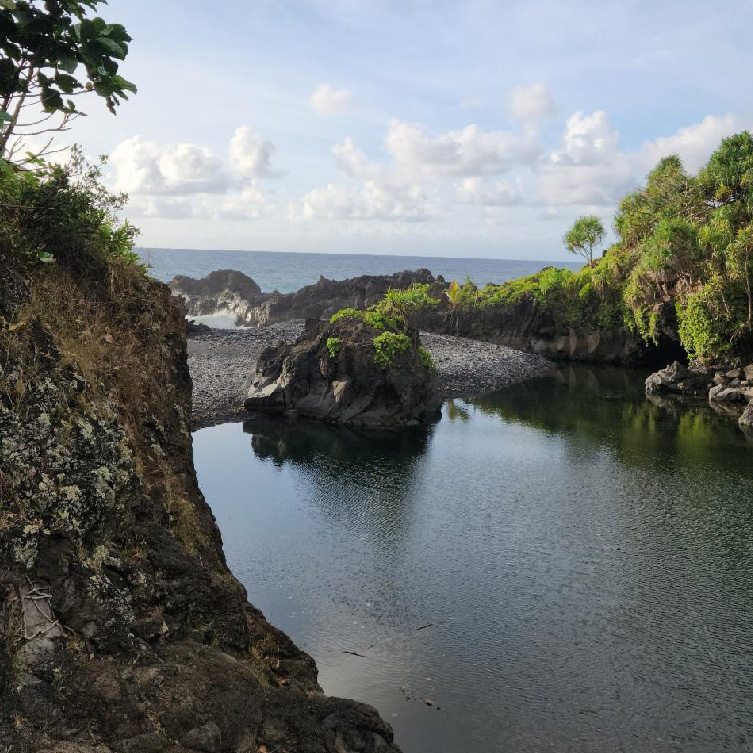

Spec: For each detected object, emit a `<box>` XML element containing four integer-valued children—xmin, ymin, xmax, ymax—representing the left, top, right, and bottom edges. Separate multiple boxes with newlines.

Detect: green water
<box><xmin>193</xmin><ymin>367</ymin><xmax>753</xmax><ymax>752</ymax></box>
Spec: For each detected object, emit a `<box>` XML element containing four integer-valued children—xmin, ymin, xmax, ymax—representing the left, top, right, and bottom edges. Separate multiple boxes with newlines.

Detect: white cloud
<box><xmin>456</xmin><ymin>177</ymin><xmax>523</xmax><ymax>206</ymax></box>
<box><xmin>310</xmin><ymin>84</ymin><xmax>355</xmax><ymax>115</ymax></box>
<box><xmin>111</xmin><ymin>136</ymin><xmax>229</xmax><ymax>195</ymax></box>
<box><xmin>637</xmin><ymin>114</ymin><xmax>745</xmax><ymax>174</ymax></box>
<box><xmin>551</xmin><ymin>110</ymin><xmax>621</xmax><ymax>166</ymax></box>
<box><xmin>218</xmin><ymin>185</ymin><xmax>272</xmax><ymax>220</ymax></box>
<box><xmin>385</xmin><ymin>119</ymin><xmax>543</xmax><ymax>178</ymax></box>
<box><xmin>509</xmin><ymin>83</ymin><xmax>556</xmax><ymax>121</ymax></box>
<box><xmin>229</xmin><ymin>126</ymin><xmax>278</xmax><ymax>179</ymax></box>
<box><xmin>291</xmin><ymin>180</ymin><xmax>436</xmax><ymax>222</ymax></box>
<box><xmin>332</xmin><ymin>136</ymin><xmax>373</xmax><ymax>178</ymax></box>
<box><xmin>126</xmin><ymin>196</ymin><xmax>214</xmax><ymax>220</ymax></box>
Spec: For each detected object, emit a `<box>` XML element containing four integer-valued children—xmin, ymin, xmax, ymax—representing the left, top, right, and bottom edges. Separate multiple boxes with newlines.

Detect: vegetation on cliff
<box><xmin>365</xmin><ymin>133</ymin><xmax>753</xmax><ymax>364</ymax></box>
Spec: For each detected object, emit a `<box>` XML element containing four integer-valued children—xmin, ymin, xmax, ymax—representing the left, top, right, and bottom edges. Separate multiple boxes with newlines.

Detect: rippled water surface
<box><xmin>193</xmin><ymin>368</ymin><xmax>753</xmax><ymax>752</ymax></box>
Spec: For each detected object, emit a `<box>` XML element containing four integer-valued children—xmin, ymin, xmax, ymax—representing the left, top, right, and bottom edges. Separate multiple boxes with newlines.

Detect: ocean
<box><xmin>139</xmin><ymin>247</ymin><xmax>581</xmax><ymax>293</ymax></box>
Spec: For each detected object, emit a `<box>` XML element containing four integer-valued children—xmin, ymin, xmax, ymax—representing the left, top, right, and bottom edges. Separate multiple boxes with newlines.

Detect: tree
<box><xmin>0</xmin><ymin>0</ymin><xmax>136</xmax><ymax>164</ymax></box>
<box><xmin>563</xmin><ymin>215</ymin><xmax>606</xmax><ymax>265</ymax></box>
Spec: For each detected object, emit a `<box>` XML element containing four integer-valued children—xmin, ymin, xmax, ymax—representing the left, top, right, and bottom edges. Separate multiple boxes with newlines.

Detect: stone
<box><xmin>745</xmin><ymin>364</ymin><xmax>753</xmax><ymax>382</ymax></box>
<box><xmin>180</xmin><ymin>723</ymin><xmax>222</xmax><ymax>753</ymax></box>
<box><xmin>726</xmin><ymin>368</ymin><xmax>743</xmax><ymax>380</ymax></box>
<box><xmin>740</xmin><ymin>403</ymin><xmax>753</xmax><ymax>430</ymax></box>
<box><xmin>710</xmin><ymin>386</ymin><xmax>747</xmax><ymax>403</ymax></box>
<box><xmin>245</xmin><ymin>317</ymin><xmax>441</xmax><ymax>428</ymax></box>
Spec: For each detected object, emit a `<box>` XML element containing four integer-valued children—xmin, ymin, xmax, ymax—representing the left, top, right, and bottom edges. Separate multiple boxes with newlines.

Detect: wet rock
<box><xmin>245</xmin><ymin>318</ymin><xmax>441</xmax><ymax>428</ymax></box>
<box><xmin>740</xmin><ymin>403</ymin><xmax>753</xmax><ymax>431</ymax></box>
<box><xmin>709</xmin><ymin>385</ymin><xmax>747</xmax><ymax>403</ymax></box>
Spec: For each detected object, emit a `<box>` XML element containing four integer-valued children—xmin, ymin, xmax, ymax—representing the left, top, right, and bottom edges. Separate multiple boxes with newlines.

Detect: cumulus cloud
<box><xmin>456</xmin><ymin>177</ymin><xmax>523</xmax><ymax>206</ymax></box>
<box><xmin>637</xmin><ymin>114</ymin><xmax>744</xmax><ymax>173</ymax></box>
<box><xmin>509</xmin><ymin>83</ymin><xmax>556</xmax><ymax>121</ymax></box>
<box><xmin>218</xmin><ymin>185</ymin><xmax>272</xmax><ymax>220</ymax></box>
<box><xmin>386</xmin><ymin>119</ymin><xmax>543</xmax><ymax>178</ymax></box>
<box><xmin>310</xmin><ymin>84</ymin><xmax>355</xmax><ymax>115</ymax></box>
<box><xmin>126</xmin><ymin>196</ymin><xmax>215</xmax><ymax>220</ymax></box>
<box><xmin>229</xmin><ymin>126</ymin><xmax>278</xmax><ymax>179</ymax></box>
<box><xmin>332</xmin><ymin>136</ymin><xmax>373</xmax><ymax>178</ymax></box>
<box><xmin>551</xmin><ymin>110</ymin><xmax>621</xmax><ymax>166</ymax></box>
<box><xmin>291</xmin><ymin>181</ymin><xmax>435</xmax><ymax>222</ymax></box>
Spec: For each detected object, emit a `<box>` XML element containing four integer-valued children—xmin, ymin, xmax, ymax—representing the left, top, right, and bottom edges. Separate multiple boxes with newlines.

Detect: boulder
<box><xmin>709</xmin><ymin>385</ymin><xmax>747</xmax><ymax>403</ymax></box>
<box><xmin>646</xmin><ymin>361</ymin><xmax>714</xmax><ymax>396</ymax></box>
<box><xmin>245</xmin><ymin>317</ymin><xmax>441</xmax><ymax>428</ymax></box>
<box><xmin>740</xmin><ymin>403</ymin><xmax>753</xmax><ymax>431</ymax></box>
<box><xmin>745</xmin><ymin>364</ymin><xmax>753</xmax><ymax>382</ymax></box>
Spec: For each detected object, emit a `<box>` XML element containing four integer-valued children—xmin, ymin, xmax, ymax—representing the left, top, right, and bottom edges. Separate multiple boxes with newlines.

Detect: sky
<box><xmin>57</xmin><ymin>0</ymin><xmax>753</xmax><ymax>260</ymax></box>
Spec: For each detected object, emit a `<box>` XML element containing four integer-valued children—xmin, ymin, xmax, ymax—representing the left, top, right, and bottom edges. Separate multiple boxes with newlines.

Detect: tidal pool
<box><xmin>193</xmin><ymin>367</ymin><xmax>753</xmax><ymax>752</ymax></box>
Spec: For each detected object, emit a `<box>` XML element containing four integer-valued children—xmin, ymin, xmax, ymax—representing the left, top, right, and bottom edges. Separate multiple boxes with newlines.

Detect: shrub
<box><xmin>326</xmin><ymin>337</ymin><xmax>341</xmax><ymax>359</ymax></box>
<box><xmin>372</xmin><ymin>331</ymin><xmax>411</xmax><ymax>369</ymax></box>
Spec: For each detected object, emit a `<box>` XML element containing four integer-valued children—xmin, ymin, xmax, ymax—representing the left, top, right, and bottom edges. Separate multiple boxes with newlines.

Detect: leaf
<box><xmin>0</xmin><ymin>0</ymin><xmax>17</xmax><ymax>9</ymax></box>
<box><xmin>59</xmin><ymin>55</ymin><xmax>78</xmax><ymax>74</ymax></box>
<box><xmin>97</xmin><ymin>37</ymin><xmax>125</xmax><ymax>58</ymax></box>
<box><xmin>0</xmin><ymin>109</ymin><xmax>14</xmax><ymax>123</ymax></box>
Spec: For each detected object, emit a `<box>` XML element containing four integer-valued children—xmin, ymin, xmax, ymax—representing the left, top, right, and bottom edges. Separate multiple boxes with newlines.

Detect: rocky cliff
<box><xmin>0</xmin><ymin>255</ymin><xmax>399</xmax><ymax>753</ymax></box>
<box><xmin>411</xmin><ymin>296</ymin><xmax>685</xmax><ymax>367</ymax></box>
<box><xmin>170</xmin><ymin>269</ymin><xmax>437</xmax><ymax>327</ymax></box>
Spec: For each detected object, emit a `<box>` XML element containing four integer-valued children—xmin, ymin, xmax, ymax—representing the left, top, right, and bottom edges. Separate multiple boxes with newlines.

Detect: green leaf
<box><xmin>0</xmin><ymin>109</ymin><xmax>14</xmax><ymax>123</ymax></box>
<box><xmin>0</xmin><ymin>1</ymin><xmax>17</xmax><ymax>9</ymax></box>
<box><xmin>97</xmin><ymin>37</ymin><xmax>125</xmax><ymax>58</ymax></box>
<box><xmin>59</xmin><ymin>55</ymin><xmax>78</xmax><ymax>74</ymax></box>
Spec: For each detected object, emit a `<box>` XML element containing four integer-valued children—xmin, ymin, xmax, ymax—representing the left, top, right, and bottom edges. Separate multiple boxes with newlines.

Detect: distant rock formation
<box><xmin>170</xmin><ymin>268</ymin><xmax>437</xmax><ymax>327</ymax></box>
<box><xmin>245</xmin><ymin>316</ymin><xmax>441</xmax><ymax>428</ymax></box>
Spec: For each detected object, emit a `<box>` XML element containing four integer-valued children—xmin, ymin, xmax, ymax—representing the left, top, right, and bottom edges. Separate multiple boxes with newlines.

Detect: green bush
<box><xmin>373</xmin><ymin>331</ymin><xmax>411</xmax><ymax>369</ymax></box>
<box><xmin>0</xmin><ymin>149</ymin><xmax>142</xmax><ymax>275</ymax></box>
<box><xmin>326</xmin><ymin>337</ymin><xmax>341</xmax><ymax>359</ymax></box>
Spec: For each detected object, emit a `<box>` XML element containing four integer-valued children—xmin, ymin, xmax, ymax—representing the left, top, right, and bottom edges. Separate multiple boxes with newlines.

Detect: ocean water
<box><xmin>193</xmin><ymin>367</ymin><xmax>753</xmax><ymax>752</ymax></box>
<box><xmin>139</xmin><ymin>247</ymin><xmax>580</xmax><ymax>293</ymax></box>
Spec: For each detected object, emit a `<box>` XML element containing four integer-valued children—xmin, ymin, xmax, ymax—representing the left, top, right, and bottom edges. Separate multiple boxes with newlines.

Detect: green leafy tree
<box><xmin>563</xmin><ymin>215</ymin><xmax>606</xmax><ymax>265</ymax></box>
<box><xmin>0</xmin><ymin>0</ymin><xmax>136</xmax><ymax>163</ymax></box>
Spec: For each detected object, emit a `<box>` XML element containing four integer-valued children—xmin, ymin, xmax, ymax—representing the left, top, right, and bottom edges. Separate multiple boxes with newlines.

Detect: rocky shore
<box><xmin>645</xmin><ymin>361</ymin><xmax>753</xmax><ymax>432</ymax></box>
<box><xmin>189</xmin><ymin>323</ymin><xmax>553</xmax><ymax>427</ymax></box>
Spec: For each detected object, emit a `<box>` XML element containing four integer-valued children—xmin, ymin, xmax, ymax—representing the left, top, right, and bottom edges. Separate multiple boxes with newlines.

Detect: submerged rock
<box><xmin>245</xmin><ymin>317</ymin><xmax>441</xmax><ymax>427</ymax></box>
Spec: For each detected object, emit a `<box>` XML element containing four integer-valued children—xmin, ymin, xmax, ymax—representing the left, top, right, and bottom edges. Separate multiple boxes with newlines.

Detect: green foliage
<box><xmin>329</xmin><ymin>307</ymin><xmax>400</xmax><ymax>331</ymax></box>
<box><xmin>326</xmin><ymin>337</ymin><xmax>341</xmax><ymax>359</ymax></box>
<box><xmin>677</xmin><ymin>291</ymin><xmax>728</xmax><ymax>361</ymax></box>
<box><xmin>372</xmin><ymin>331</ymin><xmax>411</xmax><ymax>369</ymax></box>
<box><xmin>445</xmin><ymin>277</ymin><xmax>478</xmax><ymax>309</ymax></box>
<box><xmin>376</xmin><ymin>283</ymin><xmax>440</xmax><ymax>319</ymax></box>
<box><xmin>0</xmin><ymin>148</ymin><xmax>142</xmax><ymax>273</ymax></box>
<box><xmin>563</xmin><ymin>215</ymin><xmax>606</xmax><ymax>264</ymax></box>
<box><xmin>418</xmin><ymin>346</ymin><xmax>435</xmax><ymax>370</ymax></box>
<box><xmin>0</xmin><ymin>1</ymin><xmax>136</xmax><ymax>161</ymax></box>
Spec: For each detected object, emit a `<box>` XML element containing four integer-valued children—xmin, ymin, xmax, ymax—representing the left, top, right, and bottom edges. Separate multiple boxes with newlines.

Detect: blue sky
<box><xmin>63</xmin><ymin>0</ymin><xmax>753</xmax><ymax>259</ymax></box>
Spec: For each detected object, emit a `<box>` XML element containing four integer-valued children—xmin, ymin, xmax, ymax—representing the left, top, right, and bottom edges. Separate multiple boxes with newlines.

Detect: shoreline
<box><xmin>188</xmin><ymin>320</ymin><xmax>554</xmax><ymax>429</ymax></box>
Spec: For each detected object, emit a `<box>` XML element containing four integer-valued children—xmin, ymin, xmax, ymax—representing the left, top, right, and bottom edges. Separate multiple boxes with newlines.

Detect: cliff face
<box><xmin>412</xmin><ymin>296</ymin><xmax>686</xmax><ymax>367</ymax></box>
<box><xmin>0</xmin><ymin>256</ymin><xmax>399</xmax><ymax>753</ymax></box>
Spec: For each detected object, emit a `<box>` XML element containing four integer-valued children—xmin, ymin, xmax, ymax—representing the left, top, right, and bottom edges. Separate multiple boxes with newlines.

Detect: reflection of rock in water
<box><xmin>244</xmin><ymin>417</ymin><xmax>430</xmax><ymax>468</ymax></box>
<box><xmin>244</xmin><ymin>418</ymin><xmax>433</xmax><ymax>541</ymax></box>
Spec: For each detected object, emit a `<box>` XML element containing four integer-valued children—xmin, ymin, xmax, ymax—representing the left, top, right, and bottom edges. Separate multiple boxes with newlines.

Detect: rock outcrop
<box><xmin>0</xmin><ymin>254</ymin><xmax>400</xmax><ymax>752</ymax></box>
<box><xmin>170</xmin><ymin>268</ymin><xmax>437</xmax><ymax>327</ymax></box>
<box><xmin>645</xmin><ymin>359</ymin><xmax>753</xmax><ymax>433</ymax></box>
<box><xmin>245</xmin><ymin>317</ymin><xmax>441</xmax><ymax>427</ymax></box>
<box><xmin>411</xmin><ymin>296</ymin><xmax>685</xmax><ymax>366</ymax></box>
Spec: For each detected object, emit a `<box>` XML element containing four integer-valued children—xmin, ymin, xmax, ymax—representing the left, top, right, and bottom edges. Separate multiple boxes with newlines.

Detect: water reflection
<box><xmin>194</xmin><ymin>367</ymin><xmax>753</xmax><ymax>753</ymax></box>
<box><xmin>472</xmin><ymin>366</ymin><xmax>751</xmax><ymax>471</ymax></box>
